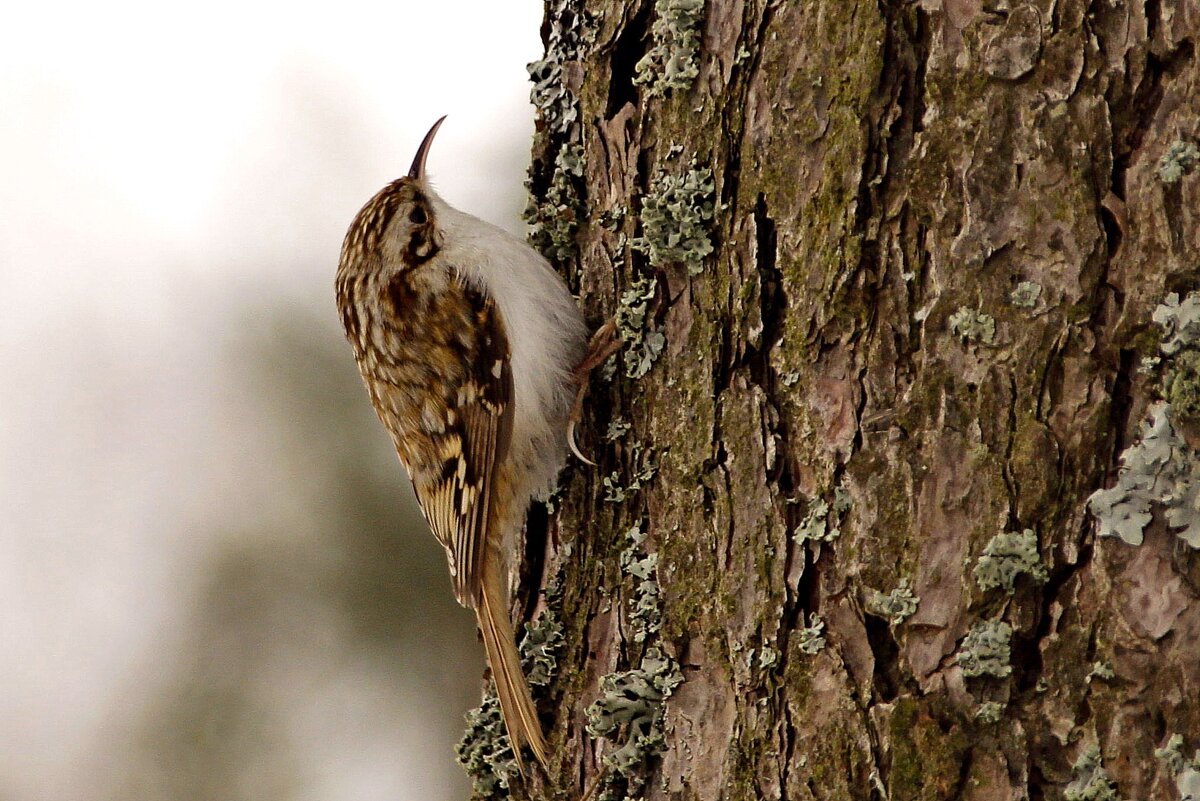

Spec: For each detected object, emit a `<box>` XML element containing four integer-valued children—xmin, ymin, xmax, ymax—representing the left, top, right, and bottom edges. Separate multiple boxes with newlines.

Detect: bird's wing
<box><xmin>407</xmin><ymin>279</ymin><xmax>513</xmax><ymax>608</ymax></box>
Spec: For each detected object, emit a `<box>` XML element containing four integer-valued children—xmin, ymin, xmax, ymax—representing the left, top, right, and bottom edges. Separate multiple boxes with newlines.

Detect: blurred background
<box><xmin>0</xmin><ymin>2</ymin><xmax>544</xmax><ymax>799</ymax></box>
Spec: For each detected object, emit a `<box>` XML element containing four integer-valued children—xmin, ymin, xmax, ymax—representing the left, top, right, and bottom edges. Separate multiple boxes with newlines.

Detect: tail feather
<box><xmin>476</xmin><ymin>562</ymin><xmax>548</xmax><ymax>774</ymax></box>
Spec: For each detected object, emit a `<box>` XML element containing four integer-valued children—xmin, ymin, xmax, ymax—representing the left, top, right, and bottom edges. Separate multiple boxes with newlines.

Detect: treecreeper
<box><xmin>334</xmin><ymin>116</ymin><xmax>614</xmax><ymax>774</ymax></box>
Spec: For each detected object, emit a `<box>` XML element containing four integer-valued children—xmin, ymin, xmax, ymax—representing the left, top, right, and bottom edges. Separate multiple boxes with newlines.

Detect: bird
<box><xmin>334</xmin><ymin>116</ymin><xmax>589</xmax><ymax>773</ymax></box>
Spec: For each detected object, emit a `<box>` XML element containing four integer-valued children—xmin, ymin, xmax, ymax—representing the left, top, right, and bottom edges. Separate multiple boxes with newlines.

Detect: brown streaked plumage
<box><xmin>335</xmin><ymin>117</ymin><xmax>589</xmax><ymax>773</ymax></box>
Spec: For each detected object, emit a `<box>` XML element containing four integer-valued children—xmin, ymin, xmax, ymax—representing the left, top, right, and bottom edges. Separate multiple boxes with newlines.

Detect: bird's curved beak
<box><xmin>408</xmin><ymin>116</ymin><xmax>447</xmax><ymax>181</ymax></box>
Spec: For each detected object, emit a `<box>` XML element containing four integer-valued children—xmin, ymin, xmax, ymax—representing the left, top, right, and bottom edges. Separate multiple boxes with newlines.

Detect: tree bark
<box><xmin>462</xmin><ymin>1</ymin><xmax>1200</xmax><ymax>799</ymax></box>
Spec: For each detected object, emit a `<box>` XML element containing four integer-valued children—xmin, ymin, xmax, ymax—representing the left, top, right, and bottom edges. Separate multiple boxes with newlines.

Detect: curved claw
<box><xmin>567</xmin><ymin>419</ymin><xmax>595</xmax><ymax>466</ymax></box>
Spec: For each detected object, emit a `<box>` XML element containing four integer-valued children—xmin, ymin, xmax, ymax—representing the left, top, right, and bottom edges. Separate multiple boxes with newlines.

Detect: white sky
<box><xmin>0</xmin><ymin>2</ymin><xmax>544</xmax><ymax>799</ymax></box>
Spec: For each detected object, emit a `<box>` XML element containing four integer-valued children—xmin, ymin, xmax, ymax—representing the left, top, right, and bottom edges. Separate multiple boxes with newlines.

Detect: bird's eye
<box><xmin>409</xmin><ymin>206</ymin><xmax>427</xmax><ymax>225</ymax></box>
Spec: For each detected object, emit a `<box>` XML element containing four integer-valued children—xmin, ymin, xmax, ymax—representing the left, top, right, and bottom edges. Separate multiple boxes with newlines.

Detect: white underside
<box><xmin>429</xmin><ymin>192</ymin><xmax>587</xmax><ymax>506</ymax></box>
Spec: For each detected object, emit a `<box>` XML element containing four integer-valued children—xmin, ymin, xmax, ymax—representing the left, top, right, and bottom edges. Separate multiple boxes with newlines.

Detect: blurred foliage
<box><xmin>111</xmin><ymin>298</ymin><xmax>480</xmax><ymax>801</ymax></box>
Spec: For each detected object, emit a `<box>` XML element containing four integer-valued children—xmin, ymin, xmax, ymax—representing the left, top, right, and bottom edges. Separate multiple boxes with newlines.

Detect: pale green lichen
<box><xmin>633</xmin><ymin>163</ymin><xmax>715</xmax><ymax>276</ymax></box>
<box><xmin>1087</xmin><ymin>402</ymin><xmax>1200</xmax><ymax>548</ymax></box>
<box><xmin>606</xmin><ymin>416</ymin><xmax>632</xmax><ymax>441</ymax></box>
<box><xmin>620</xmin><ymin>526</ymin><xmax>664</xmax><ymax>643</ymax></box>
<box><xmin>1158</xmin><ymin>140</ymin><xmax>1200</xmax><ymax>185</ymax></box>
<box><xmin>795</xmin><ymin>499</ymin><xmax>837</xmax><ymax>543</ymax></box>
<box><xmin>1064</xmin><ymin>746</ymin><xmax>1120</xmax><ymax>801</ymax></box>
<box><xmin>614</xmin><ymin>275</ymin><xmax>667</xmax><ymax>379</ymax></box>
<box><xmin>455</xmin><ymin>695</ymin><xmax>517</xmax><ymax>798</ymax></box>
<box><xmin>1089</xmin><ymin>292</ymin><xmax>1200</xmax><ymax>549</ymax></box>
<box><xmin>794</xmin><ymin>486</ymin><xmax>851</xmax><ymax>545</ymax></box>
<box><xmin>457</xmin><ymin>573</ymin><xmax>566</xmax><ymax>797</ymax></box>
<box><xmin>1156</xmin><ymin>734</ymin><xmax>1200</xmax><ymax>800</ymax></box>
<box><xmin>974</xmin><ymin>701</ymin><xmax>1005</xmax><ymax>724</ymax></box>
<box><xmin>600</xmin><ymin>204</ymin><xmax>628</xmax><ymax>231</ymax></box>
<box><xmin>586</xmin><ymin>647</ymin><xmax>683</xmax><ymax>786</ymax></box>
<box><xmin>866</xmin><ymin>578</ymin><xmax>920</xmax><ymax>625</ymax></box>
<box><xmin>522</xmin><ymin>612</ymin><xmax>564</xmax><ymax>689</ymax></box>
<box><xmin>1085</xmin><ymin>661</ymin><xmax>1114</xmax><ymax>684</ymax></box>
<box><xmin>758</xmin><ymin>645</ymin><xmax>780</xmax><ymax>670</ymax></box>
<box><xmin>633</xmin><ymin>0</ymin><xmax>705</xmax><ymax>97</ymax></box>
<box><xmin>526</xmin><ymin>0</ymin><xmax>589</xmax><ymax>133</ymax></box>
<box><xmin>603</xmin><ymin>445</ymin><xmax>657</xmax><ymax>503</ymax></box>
<box><xmin>973</xmin><ymin>529</ymin><xmax>1048</xmax><ymax>594</ymax></box>
<box><xmin>948</xmin><ymin>307</ymin><xmax>996</xmax><ymax>344</ymax></box>
<box><xmin>587</xmin><ymin>525</ymin><xmax>682</xmax><ymax>800</ymax></box>
<box><xmin>525</xmin><ymin>0</ymin><xmax>590</xmax><ymax>262</ymax></box>
<box><xmin>1010</xmin><ymin>281</ymin><xmax>1042</xmax><ymax>308</ymax></box>
<box><xmin>525</xmin><ymin>144</ymin><xmax>584</xmax><ymax>261</ymax></box>
<box><xmin>780</xmin><ymin>369</ymin><xmax>801</xmax><ymax>387</ymax></box>
<box><xmin>1167</xmin><ymin>349</ymin><xmax>1200</xmax><ymax>425</ymax></box>
<box><xmin>957</xmin><ymin>621</ymin><xmax>1012</xmax><ymax>678</ymax></box>
<box><xmin>1153</xmin><ymin>292</ymin><xmax>1200</xmax><ymax>355</ymax></box>
<box><xmin>797</xmin><ymin>613</ymin><xmax>826</xmax><ymax>654</ymax></box>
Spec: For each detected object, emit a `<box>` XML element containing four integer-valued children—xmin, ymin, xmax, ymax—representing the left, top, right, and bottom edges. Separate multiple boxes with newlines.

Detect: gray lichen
<box><xmin>633</xmin><ymin>163</ymin><xmax>716</xmax><ymax>276</ymax></box>
<box><xmin>974</xmin><ymin>701</ymin><xmax>1005</xmax><ymax>724</ymax></box>
<box><xmin>1152</xmin><ymin>733</ymin><xmax>1200</xmax><ymax>801</ymax></box>
<box><xmin>633</xmin><ymin>0</ymin><xmax>705</xmax><ymax>98</ymax></box>
<box><xmin>1085</xmin><ymin>661</ymin><xmax>1114</xmax><ymax>684</ymax></box>
<box><xmin>796</xmin><ymin>613</ymin><xmax>826</xmax><ymax>655</ymax></box>
<box><xmin>586</xmin><ymin>647</ymin><xmax>683</xmax><ymax>784</ymax></box>
<box><xmin>455</xmin><ymin>695</ymin><xmax>517</xmax><ymax>798</ymax></box>
<box><xmin>603</xmin><ymin>445</ymin><xmax>657</xmax><ymax>503</ymax></box>
<box><xmin>1158</xmin><ymin>139</ymin><xmax>1200</xmax><ymax>185</ymax></box>
<box><xmin>605</xmin><ymin>416</ymin><xmax>632</xmax><ymax>441</ymax></box>
<box><xmin>948</xmin><ymin>307</ymin><xmax>996</xmax><ymax>344</ymax></box>
<box><xmin>1087</xmin><ymin>402</ymin><xmax>1200</xmax><ymax>548</ymax></box>
<box><xmin>615</xmin><ymin>275</ymin><xmax>667</xmax><ymax>379</ymax></box>
<box><xmin>1089</xmin><ymin>292</ymin><xmax>1200</xmax><ymax>549</ymax></box>
<box><xmin>620</xmin><ymin>526</ymin><xmax>664</xmax><ymax>643</ymax></box>
<box><xmin>525</xmin><ymin>0</ymin><xmax>591</xmax><ymax>262</ymax></box>
<box><xmin>1064</xmin><ymin>746</ymin><xmax>1120</xmax><ymax>801</ymax></box>
<box><xmin>793</xmin><ymin>486</ymin><xmax>851</xmax><ymax>545</ymax></box>
<box><xmin>973</xmin><ymin>529</ymin><xmax>1048</xmax><ymax>594</ymax></box>
<box><xmin>522</xmin><ymin>612</ymin><xmax>565</xmax><ymax>689</ymax></box>
<box><xmin>456</xmin><ymin>574</ymin><xmax>567</xmax><ymax>797</ymax></box>
<box><xmin>1156</xmin><ymin>735</ymin><xmax>1200</xmax><ymax>801</ymax></box>
<box><xmin>794</xmin><ymin>499</ymin><xmax>837</xmax><ymax>543</ymax></box>
<box><xmin>1154</xmin><ymin>292</ymin><xmax>1200</xmax><ymax>355</ymax></box>
<box><xmin>586</xmin><ymin>526</ymin><xmax>682</xmax><ymax>800</ymax></box>
<box><xmin>1157</xmin><ymin>734</ymin><xmax>1198</xmax><ymax>773</ymax></box>
<box><xmin>957</xmin><ymin>621</ymin><xmax>1013</xmax><ymax>678</ymax></box>
<box><xmin>865</xmin><ymin>578</ymin><xmax>920</xmax><ymax>625</ymax></box>
<box><xmin>526</xmin><ymin>0</ymin><xmax>589</xmax><ymax>134</ymax></box>
<box><xmin>1010</xmin><ymin>280</ymin><xmax>1042</xmax><ymax>308</ymax></box>
<box><xmin>525</xmin><ymin>143</ymin><xmax>585</xmax><ymax>262</ymax></box>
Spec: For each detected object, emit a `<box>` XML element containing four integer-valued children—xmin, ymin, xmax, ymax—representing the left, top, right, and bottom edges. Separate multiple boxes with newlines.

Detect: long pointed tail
<box><xmin>476</xmin><ymin>560</ymin><xmax>548</xmax><ymax>774</ymax></box>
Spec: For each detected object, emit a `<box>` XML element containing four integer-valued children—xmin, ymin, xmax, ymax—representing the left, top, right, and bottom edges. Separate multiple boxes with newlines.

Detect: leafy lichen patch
<box><xmin>974</xmin><ymin>701</ymin><xmax>1005</xmax><ymax>724</ymax></box>
<box><xmin>973</xmin><ymin>528</ymin><xmax>1048</xmax><ymax>594</ymax></box>
<box><xmin>796</xmin><ymin>613</ymin><xmax>826</xmax><ymax>655</ymax></box>
<box><xmin>957</xmin><ymin>620</ymin><xmax>1013</xmax><ymax>678</ymax></box>
<box><xmin>865</xmin><ymin>578</ymin><xmax>920</xmax><ymax>625</ymax></box>
<box><xmin>455</xmin><ymin>695</ymin><xmax>517</xmax><ymax>798</ymax></box>
<box><xmin>633</xmin><ymin>163</ymin><xmax>716</xmax><ymax>276</ymax></box>
<box><xmin>525</xmin><ymin>150</ymin><xmax>583</xmax><ymax>262</ymax></box>
<box><xmin>586</xmin><ymin>526</ymin><xmax>682</xmax><ymax>800</ymax></box>
<box><xmin>1010</xmin><ymin>280</ymin><xmax>1042</xmax><ymax>308</ymax></box>
<box><xmin>948</xmin><ymin>306</ymin><xmax>997</xmax><ymax>344</ymax></box>
<box><xmin>1089</xmin><ymin>292</ymin><xmax>1200</xmax><ymax>549</ymax></box>
<box><xmin>1158</xmin><ymin>139</ymin><xmax>1200</xmax><ymax>185</ymax></box>
<box><xmin>1064</xmin><ymin>746</ymin><xmax>1120</xmax><ymax>801</ymax></box>
<box><xmin>633</xmin><ymin>0</ymin><xmax>705</xmax><ymax>98</ymax></box>
<box><xmin>614</xmin><ymin>276</ymin><xmax>667</xmax><ymax>379</ymax></box>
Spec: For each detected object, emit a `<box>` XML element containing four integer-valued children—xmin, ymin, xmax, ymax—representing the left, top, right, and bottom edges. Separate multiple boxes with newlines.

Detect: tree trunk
<box><xmin>461</xmin><ymin>1</ymin><xmax>1200</xmax><ymax>799</ymax></box>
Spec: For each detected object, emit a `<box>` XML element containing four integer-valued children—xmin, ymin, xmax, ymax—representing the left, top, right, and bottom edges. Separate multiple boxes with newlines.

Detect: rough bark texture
<box><xmin>496</xmin><ymin>1</ymin><xmax>1200</xmax><ymax>800</ymax></box>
